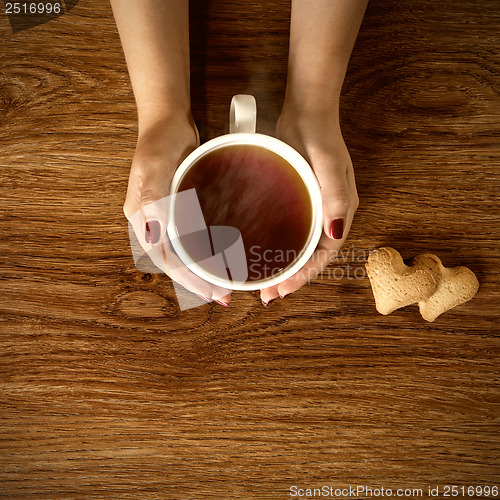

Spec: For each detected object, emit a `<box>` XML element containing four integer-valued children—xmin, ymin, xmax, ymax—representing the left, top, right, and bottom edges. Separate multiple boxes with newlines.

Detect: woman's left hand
<box><xmin>260</xmin><ymin>107</ymin><xmax>359</xmax><ymax>305</ymax></box>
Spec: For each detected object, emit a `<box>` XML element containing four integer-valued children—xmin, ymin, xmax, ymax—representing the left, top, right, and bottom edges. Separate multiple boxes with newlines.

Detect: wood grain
<box><xmin>0</xmin><ymin>0</ymin><xmax>499</xmax><ymax>498</ymax></box>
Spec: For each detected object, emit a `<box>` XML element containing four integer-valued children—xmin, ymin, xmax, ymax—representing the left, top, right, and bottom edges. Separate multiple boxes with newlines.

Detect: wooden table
<box><xmin>1</xmin><ymin>1</ymin><xmax>498</xmax><ymax>498</ymax></box>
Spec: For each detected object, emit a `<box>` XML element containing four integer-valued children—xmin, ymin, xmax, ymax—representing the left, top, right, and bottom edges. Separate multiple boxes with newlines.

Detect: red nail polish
<box><xmin>215</xmin><ymin>299</ymin><xmax>229</xmax><ymax>307</ymax></box>
<box><xmin>145</xmin><ymin>220</ymin><xmax>161</xmax><ymax>244</ymax></box>
<box><xmin>330</xmin><ymin>218</ymin><xmax>344</xmax><ymax>240</ymax></box>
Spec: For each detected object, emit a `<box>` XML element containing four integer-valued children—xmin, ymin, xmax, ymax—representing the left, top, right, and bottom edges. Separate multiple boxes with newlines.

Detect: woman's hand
<box><xmin>123</xmin><ymin>113</ymin><xmax>232</xmax><ymax>307</ymax></box>
<box><xmin>112</xmin><ymin>2</ymin><xmax>231</xmax><ymax>306</ymax></box>
<box><xmin>259</xmin><ymin>0</ymin><xmax>366</xmax><ymax>304</ymax></box>
<box><xmin>260</xmin><ymin>107</ymin><xmax>359</xmax><ymax>305</ymax></box>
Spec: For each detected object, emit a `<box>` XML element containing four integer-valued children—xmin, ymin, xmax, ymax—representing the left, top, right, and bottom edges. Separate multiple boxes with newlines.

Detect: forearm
<box><xmin>284</xmin><ymin>0</ymin><xmax>368</xmax><ymax>114</ymax></box>
<box><xmin>110</xmin><ymin>0</ymin><xmax>191</xmax><ymax>132</ymax></box>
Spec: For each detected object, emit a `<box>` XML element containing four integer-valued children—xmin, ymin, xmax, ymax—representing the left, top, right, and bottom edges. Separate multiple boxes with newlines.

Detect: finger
<box><xmin>159</xmin><ymin>241</ymin><xmax>233</xmax><ymax>303</ymax></box>
<box><xmin>320</xmin><ymin>166</ymin><xmax>351</xmax><ymax>241</ymax></box>
<box><xmin>138</xmin><ymin>164</ymin><xmax>172</xmax><ymax>245</ymax></box>
<box><xmin>214</xmin><ymin>293</ymin><xmax>232</xmax><ymax>308</ymax></box>
<box><xmin>210</xmin><ymin>284</ymin><xmax>233</xmax><ymax>304</ymax></box>
<box><xmin>260</xmin><ymin>284</ymin><xmax>280</xmax><ymax>306</ymax></box>
<box><xmin>277</xmin><ymin>241</ymin><xmax>333</xmax><ymax>298</ymax></box>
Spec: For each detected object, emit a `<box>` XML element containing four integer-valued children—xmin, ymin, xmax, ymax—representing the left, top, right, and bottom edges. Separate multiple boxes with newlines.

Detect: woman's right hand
<box><xmin>123</xmin><ymin>112</ymin><xmax>232</xmax><ymax>307</ymax></box>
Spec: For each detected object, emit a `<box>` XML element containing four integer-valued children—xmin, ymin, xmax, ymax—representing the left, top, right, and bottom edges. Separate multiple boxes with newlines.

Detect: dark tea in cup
<box><xmin>176</xmin><ymin>144</ymin><xmax>313</xmax><ymax>282</ymax></box>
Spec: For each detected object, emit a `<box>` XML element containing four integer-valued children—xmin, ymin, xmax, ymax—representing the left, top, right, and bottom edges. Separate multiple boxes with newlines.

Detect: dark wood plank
<box><xmin>0</xmin><ymin>0</ymin><xmax>498</xmax><ymax>498</ymax></box>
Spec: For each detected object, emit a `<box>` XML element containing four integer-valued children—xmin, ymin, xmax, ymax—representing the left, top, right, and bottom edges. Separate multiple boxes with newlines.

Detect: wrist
<box><xmin>282</xmin><ymin>78</ymin><xmax>342</xmax><ymax>120</ymax></box>
<box><xmin>281</xmin><ymin>86</ymin><xmax>341</xmax><ymax>129</ymax></box>
<box><xmin>137</xmin><ymin>99</ymin><xmax>193</xmax><ymax>137</ymax></box>
<box><xmin>284</xmin><ymin>44</ymin><xmax>353</xmax><ymax>115</ymax></box>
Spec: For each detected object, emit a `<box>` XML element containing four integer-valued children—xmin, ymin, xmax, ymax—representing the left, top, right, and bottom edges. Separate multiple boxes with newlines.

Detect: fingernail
<box><xmin>261</xmin><ymin>299</ymin><xmax>268</xmax><ymax>307</ymax></box>
<box><xmin>330</xmin><ymin>218</ymin><xmax>344</xmax><ymax>240</ymax></box>
<box><xmin>278</xmin><ymin>292</ymin><xmax>289</xmax><ymax>299</ymax></box>
<box><xmin>215</xmin><ymin>300</ymin><xmax>229</xmax><ymax>307</ymax></box>
<box><xmin>196</xmin><ymin>294</ymin><xmax>211</xmax><ymax>302</ymax></box>
<box><xmin>145</xmin><ymin>220</ymin><xmax>161</xmax><ymax>244</ymax></box>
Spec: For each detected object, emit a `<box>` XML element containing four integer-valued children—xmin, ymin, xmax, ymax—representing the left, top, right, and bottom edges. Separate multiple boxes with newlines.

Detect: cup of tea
<box><xmin>167</xmin><ymin>94</ymin><xmax>323</xmax><ymax>291</ymax></box>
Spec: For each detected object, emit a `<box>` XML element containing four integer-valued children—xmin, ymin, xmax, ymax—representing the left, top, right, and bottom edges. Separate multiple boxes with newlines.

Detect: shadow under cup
<box><xmin>171</xmin><ymin>141</ymin><xmax>321</xmax><ymax>290</ymax></box>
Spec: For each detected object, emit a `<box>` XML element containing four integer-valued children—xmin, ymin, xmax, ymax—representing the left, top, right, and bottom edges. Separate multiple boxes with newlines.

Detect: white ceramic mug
<box><xmin>168</xmin><ymin>94</ymin><xmax>323</xmax><ymax>291</ymax></box>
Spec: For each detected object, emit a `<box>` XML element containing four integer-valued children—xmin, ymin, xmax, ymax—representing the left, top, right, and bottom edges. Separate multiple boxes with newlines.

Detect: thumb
<box><xmin>122</xmin><ymin>161</ymin><xmax>172</xmax><ymax>246</ymax></box>
<box><xmin>321</xmin><ymin>172</ymin><xmax>350</xmax><ymax>241</ymax></box>
<box><xmin>139</xmin><ymin>174</ymin><xmax>171</xmax><ymax>245</ymax></box>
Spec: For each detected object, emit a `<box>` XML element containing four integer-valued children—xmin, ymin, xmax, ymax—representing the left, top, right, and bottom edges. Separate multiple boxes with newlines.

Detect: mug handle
<box><xmin>229</xmin><ymin>94</ymin><xmax>257</xmax><ymax>133</ymax></box>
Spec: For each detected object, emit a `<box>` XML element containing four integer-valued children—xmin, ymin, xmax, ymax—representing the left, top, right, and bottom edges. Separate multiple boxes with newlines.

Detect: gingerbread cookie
<box><xmin>365</xmin><ymin>247</ymin><xmax>438</xmax><ymax>315</ymax></box>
